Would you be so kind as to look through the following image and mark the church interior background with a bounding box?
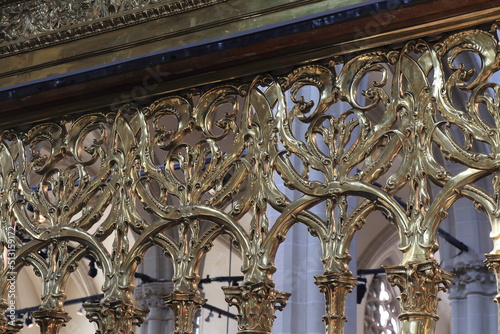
[1,0,500,333]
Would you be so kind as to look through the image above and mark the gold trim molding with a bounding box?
[0,0,229,57]
[0,0,373,87]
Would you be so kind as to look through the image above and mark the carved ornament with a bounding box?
[0,0,228,57]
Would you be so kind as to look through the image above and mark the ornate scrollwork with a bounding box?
[3,23,500,334]
[484,254,500,305]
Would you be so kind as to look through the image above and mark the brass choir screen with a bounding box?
[2,22,500,334]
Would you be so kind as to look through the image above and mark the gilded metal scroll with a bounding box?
[2,22,500,334]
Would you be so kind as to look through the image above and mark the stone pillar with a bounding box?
[385,261,453,334]
[222,282,290,334]
[32,309,71,334]
[447,260,496,334]
[449,297,464,334]
[134,282,175,334]
[164,292,205,334]
[314,273,356,334]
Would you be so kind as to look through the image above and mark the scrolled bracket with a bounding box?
[222,282,291,334]
[385,261,453,333]
[314,273,357,334]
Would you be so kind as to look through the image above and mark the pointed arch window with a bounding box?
[364,275,400,334]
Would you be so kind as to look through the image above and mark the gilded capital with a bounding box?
[222,282,290,334]
[163,291,206,334]
[385,261,453,333]
[32,309,71,334]
[484,254,500,303]
[84,300,148,334]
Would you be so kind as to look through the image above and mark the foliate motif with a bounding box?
[135,282,174,309]
[448,260,496,299]
[484,254,500,304]
[222,282,290,333]
[1,24,500,334]
[32,309,71,334]
[163,292,206,334]
[0,0,228,56]
[84,300,148,334]
[385,262,453,322]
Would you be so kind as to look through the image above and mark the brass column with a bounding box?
[32,309,71,334]
[484,253,500,332]
[164,292,206,334]
[314,273,357,334]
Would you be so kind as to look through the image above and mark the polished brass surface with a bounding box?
[164,292,206,334]
[2,20,500,334]
[84,300,148,333]
[3,1,500,125]
[315,274,357,334]
[385,262,452,333]
[32,310,71,334]
[0,0,227,50]
[223,283,290,334]
[484,254,500,331]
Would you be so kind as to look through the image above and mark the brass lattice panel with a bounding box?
[2,19,500,334]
